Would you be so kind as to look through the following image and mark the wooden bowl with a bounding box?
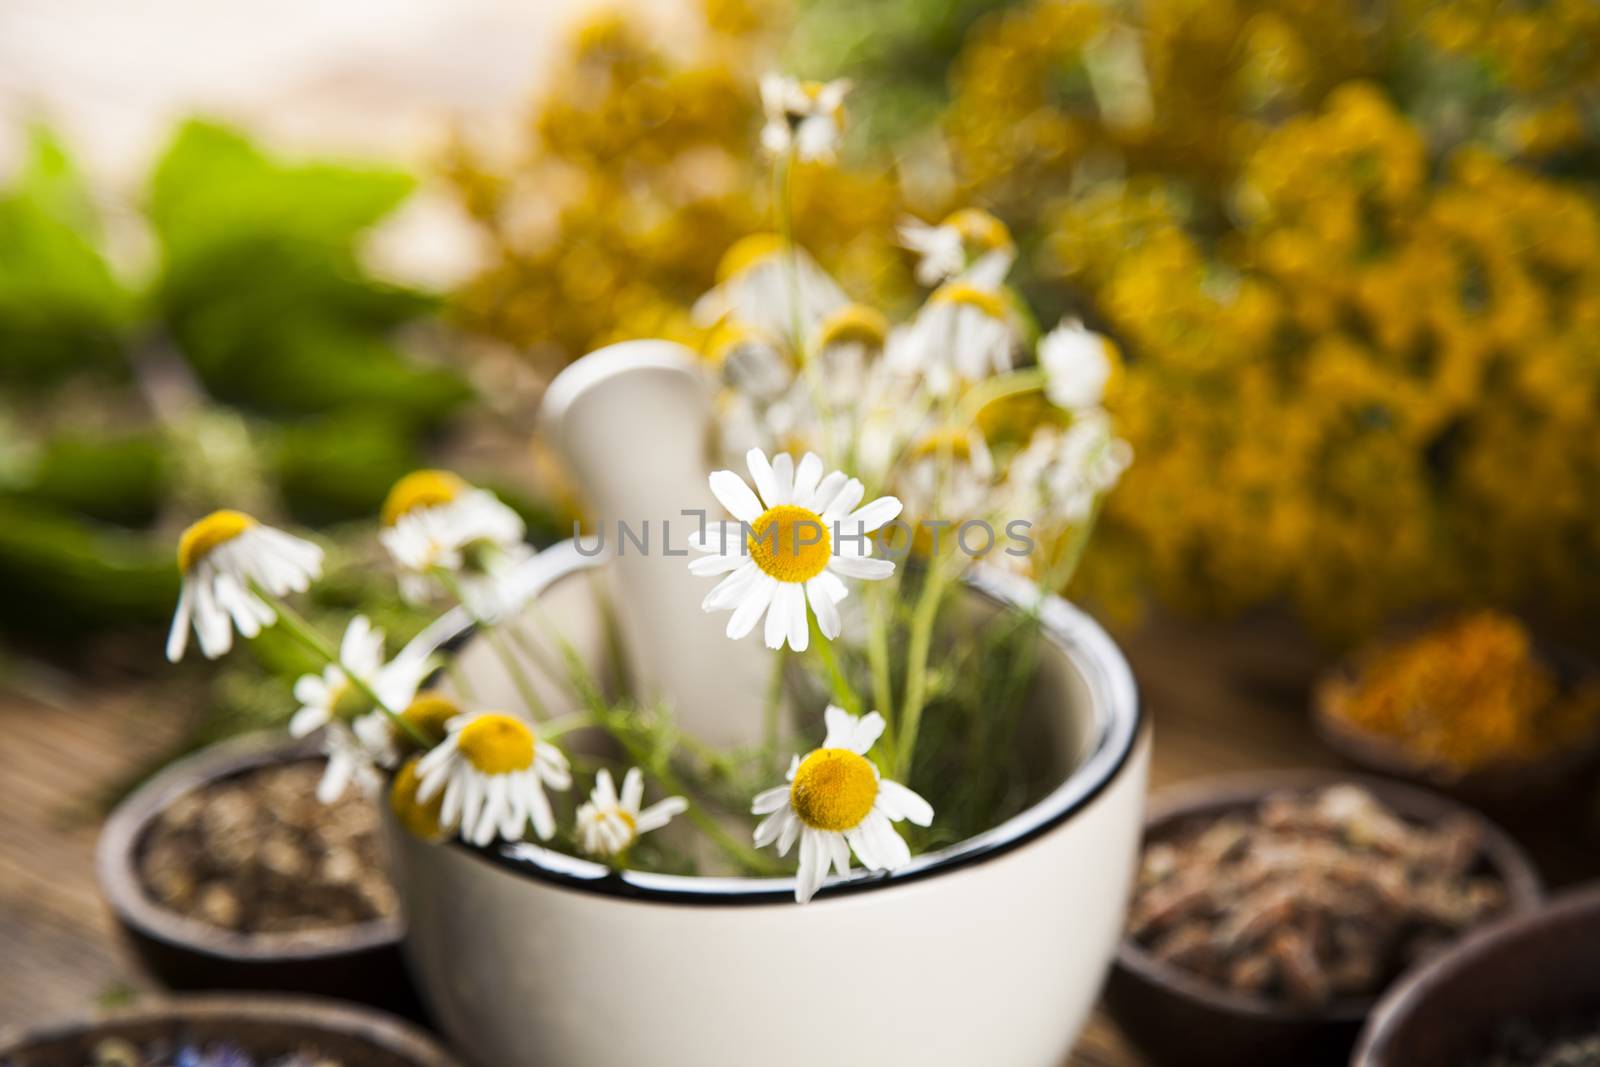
[1102,771,1543,1067]
[0,994,458,1066]
[1312,633,1600,813]
[96,734,421,1017]
[1354,883,1600,1066]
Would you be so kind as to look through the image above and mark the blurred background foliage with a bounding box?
[0,119,471,641]
[448,0,1600,640]
[3,0,1597,656]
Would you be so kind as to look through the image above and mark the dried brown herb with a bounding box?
[1128,785,1507,1008]
[138,761,396,935]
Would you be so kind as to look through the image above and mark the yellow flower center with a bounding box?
[329,679,374,722]
[456,713,535,775]
[715,233,786,284]
[787,81,844,126]
[401,692,461,747]
[705,320,780,367]
[789,748,878,832]
[382,470,466,527]
[176,510,257,573]
[390,756,448,842]
[910,428,977,463]
[931,282,1008,320]
[815,303,889,350]
[943,208,1013,254]
[748,505,832,583]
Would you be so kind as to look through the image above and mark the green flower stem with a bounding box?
[809,618,863,716]
[763,648,787,773]
[257,589,432,750]
[772,148,840,465]
[773,150,804,354]
[512,592,783,877]
[866,580,896,747]
[895,554,953,780]
[433,569,552,722]
[597,708,785,877]
[956,366,1048,426]
[538,712,591,741]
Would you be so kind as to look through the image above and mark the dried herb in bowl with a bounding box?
[1319,612,1600,776]
[137,762,396,935]
[1127,785,1508,1008]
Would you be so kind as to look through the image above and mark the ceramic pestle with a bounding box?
[537,340,771,747]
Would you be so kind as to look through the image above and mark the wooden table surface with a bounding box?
[1,613,1589,1062]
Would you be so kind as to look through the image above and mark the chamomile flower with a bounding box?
[389,754,451,843]
[888,281,1016,395]
[708,319,793,401]
[690,449,902,651]
[287,616,433,801]
[415,711,571,847]
[318,725,386,804]
[811,303,889,404]
[897,208,1016,287]
[1010,413,1133,524]
[752,706,934,904]
[575,768,688,859]
[759,74,850,162]
[692,234,848,341]
[898,425,996,527]
[1039,318,1121,412]
[379,470,532,620]
[166,510,324,662]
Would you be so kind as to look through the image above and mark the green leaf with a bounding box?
[148,120,415,262]
[0,126,132,387]
[274,413,426,525]
[0,499,177,635]
[146,120,467,428]
[13,431,169,527]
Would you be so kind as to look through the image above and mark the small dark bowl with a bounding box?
[0,994,458,1066]
[1312,631,1600,813]
[97,734,421,1017]
[1354,883,1600,1067]
[1103,771,1543,1067]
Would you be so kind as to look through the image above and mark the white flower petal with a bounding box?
[727,575,778,640]
[710,470,764,523]
[769,452,795,506]
[821,705,855,749]
[792,452,823,502]
[848,496,902,533]
[877,779,935,826]
[752,784,792,815]
[806,578,841,640]
[745,448,783,509]
[850,712,887,754]
[828,555,895,580]
[805,471,848,513]
[796,829,828,904]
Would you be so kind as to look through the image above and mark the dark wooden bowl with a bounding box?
[1354,883,1600,1067]
[0,994,458,1066]
[1312,633,1600,814]
[1103,771,1543,1067]
[96,734,422,1017]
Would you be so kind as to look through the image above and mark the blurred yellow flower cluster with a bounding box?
[448,0,1600,636]
[948,0,1600,634]
[444,0,912,372]
[1414,0,1600,155]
